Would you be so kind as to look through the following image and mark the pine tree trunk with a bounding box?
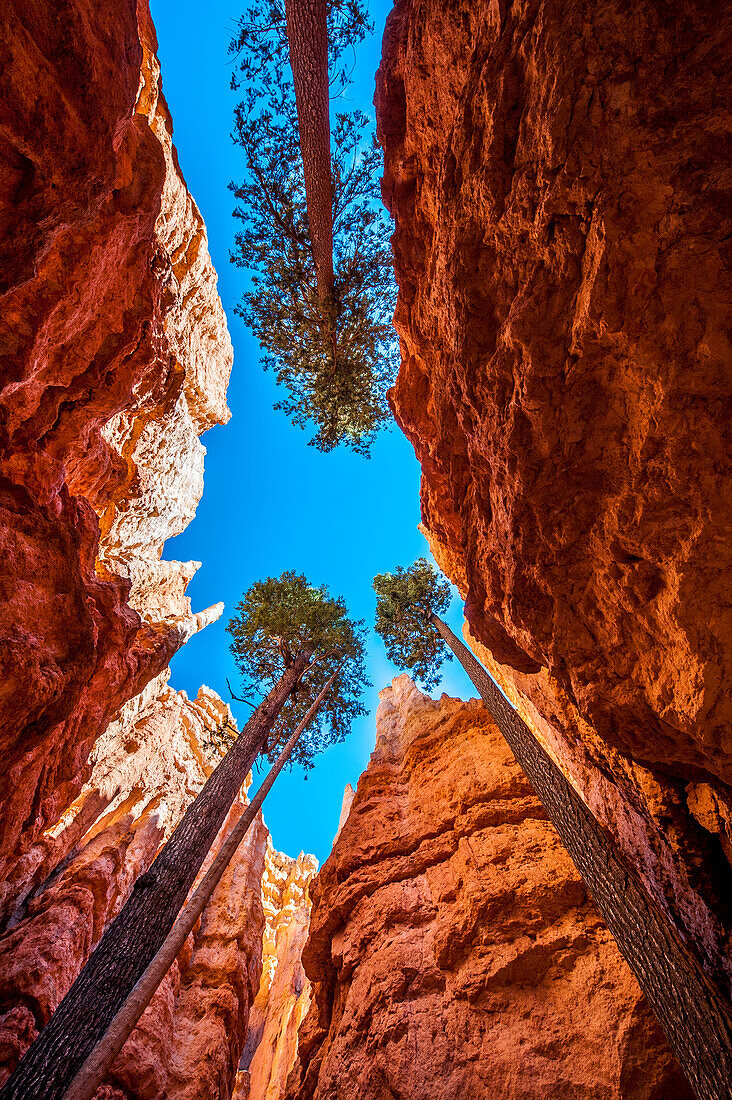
[0,656,309,1100]
[431,614,732,1100]
[62,662,342,1100]
[284,0,334,301]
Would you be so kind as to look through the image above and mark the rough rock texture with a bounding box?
[464,625,732,998]
[288,676,691,1100]
[0,0,232,888]
[377,0,732,992]
[234,845,318,1100]
[0,3,328,1097]
[0,686,267,1097]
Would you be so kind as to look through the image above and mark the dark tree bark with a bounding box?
[284,0,334,301]
[430,614,732,1100]
[0,656,310,1100]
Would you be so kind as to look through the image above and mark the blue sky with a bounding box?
[151,0,474,864]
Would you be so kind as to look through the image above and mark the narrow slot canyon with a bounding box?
[0,1,729,1098]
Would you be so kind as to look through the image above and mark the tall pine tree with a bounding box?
[283,0,334,301]
[230,1,397,455]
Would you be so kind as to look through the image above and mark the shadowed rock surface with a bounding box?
[377,0,732,996]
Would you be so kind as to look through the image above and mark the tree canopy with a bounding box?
[230,0,369,101]
[227,571,369,765]
[373,558,453,690]
[230,0,398,456]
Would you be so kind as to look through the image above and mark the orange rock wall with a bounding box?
[288,677,690,1099]
[377,0,732,991]
[0,0,232,890]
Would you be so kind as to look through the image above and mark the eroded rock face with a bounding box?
[234,845,318,1100]
[0,685,264,1094]
[287,677,690,1100]
[377,0,731,992]
[0,0,232,886]
[0,3,325,1096]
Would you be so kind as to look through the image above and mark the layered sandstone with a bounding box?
[288,677,690,1100]
[0,686,267,1096]
[234,845,318,1100]
[0,0,232,889]
[377,0,732,992]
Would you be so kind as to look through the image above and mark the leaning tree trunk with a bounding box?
[0,655,310,1100]
[284,0,334,302]
[62,663,343,1100]
[431,614,732,1100]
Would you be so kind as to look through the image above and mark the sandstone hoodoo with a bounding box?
[287,676,692,1100]
[234,846,318,1100]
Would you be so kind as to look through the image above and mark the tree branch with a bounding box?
[225,678,258,709]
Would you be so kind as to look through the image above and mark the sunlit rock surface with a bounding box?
[335,784,356,841]
[377,0,732,994]
[0,0,232,889]
[234,845,318,1100]
[286,676,690,1100]
[0,685,262,1090]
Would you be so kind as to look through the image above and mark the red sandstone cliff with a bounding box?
[0,0,232,892]
[287,676,690,1099]
[377,0,732,995]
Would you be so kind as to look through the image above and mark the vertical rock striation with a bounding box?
[234,845,318,1100]
[287,676,691,1100]
[0,0,232,889]
[377,0,732,994]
